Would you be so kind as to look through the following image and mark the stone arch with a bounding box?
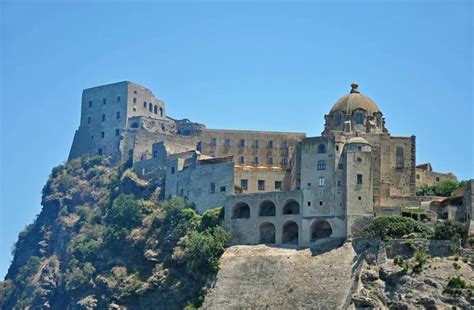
[310,219,332,242]
[259,222,276,244]
[232,202,250,219]
[148,102,153,112]
[159,107,163,116]
[259,200,276,216]
[282,221,299,244]
[154,105,158,114]
[282,199,300,215]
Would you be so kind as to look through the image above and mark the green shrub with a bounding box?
[364,215,432,240]
[199,207,224,231]
[66,262,96,291]
[104,194,144,230]
[447,276,466,289]
[15,256,41,287]
[433,220,465,241]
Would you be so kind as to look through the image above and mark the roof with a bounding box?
[329,83,381,116]
[198,156,234,165]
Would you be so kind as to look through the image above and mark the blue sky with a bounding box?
[1,0,472,279]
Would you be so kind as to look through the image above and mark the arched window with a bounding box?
[259,222,276,244]
[232,202,250,219]
[148,103,153,112]
[335,114,342,126]
[310,220,332,242]
[282,221,299,244]
[259,201,276,216]
[355,112,364,124]
[318,144,326,154]
[282,200,300,215]
[154,105,158,114]
[317,160,326,171]
[396,146,404,169]
[159,107,163,116]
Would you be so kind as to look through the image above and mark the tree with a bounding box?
[434,180,462,197]
[433,220,465,241]
[363,215,433,240]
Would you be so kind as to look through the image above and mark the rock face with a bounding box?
[203,243,359,309]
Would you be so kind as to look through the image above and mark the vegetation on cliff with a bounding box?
[416,179,466,197]
[0,156,230,309]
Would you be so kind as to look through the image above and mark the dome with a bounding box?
[347,137,371,145]
[329,83,381,116]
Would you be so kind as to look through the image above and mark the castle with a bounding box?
[69,81,466,246]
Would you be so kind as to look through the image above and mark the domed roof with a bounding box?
[347,137,371,145]
[330,83,381,116]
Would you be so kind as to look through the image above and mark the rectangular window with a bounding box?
[267,157,273,165]
[337,180,342,187]
[134,90,137,94]
[171,167,175,174]
[253,156,260,164]
[239,156,245,164]
[101,131,105,138]
[220,186,226,192]
[117,96,121,102]
[179,188,184,197]
[336,145,339,151]
[319,176,325,187]
[224,139,231,147]
[88,101,92,108]
[210,138,217,146]
[258,180,265,191]
[98,148,103,155]
[116,111,120,119]
[133,106,137,112]
[144,101,147,108]
[275,181,282,190]
[283,141,289,149]
[357,174,363,184]
[338,163,344,169]
[319,201,323,206]
[133,97,137,103]
[91,135,94,140]
[115,129,120,136]
[87,117,91,124]
[307,201,311,206]
[281,157,288,165]
[268,140,273,149]
[253,140,259,148]
[196,141,202,151]
[241,179,248,190]
[209,182,216,194]
[102,114,106,122]
[103,98,106,105]
[239,139,245,147]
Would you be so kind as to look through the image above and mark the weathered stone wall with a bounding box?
[234,167,290,193]
[416,167,457,187]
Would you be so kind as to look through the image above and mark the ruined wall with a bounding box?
[416,168,457,187]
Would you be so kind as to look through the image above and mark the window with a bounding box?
[318,143,326,154]
[319,177,325,187]
[239,139,245,147]
[196,141,202,151]
[148,103,153,112]
[317,160,326,170]
[179,188,184,197]
[91,135,94,140]
[319,201,323,206]
[268,140,273,149]
[115,129,120,136]
[171,167,175,174]
[258,180,265,191]
[253,156,260,164]
[355,112,364,124]
[275,181,282,190]
[116,111,120,119]
[133,97,137,104]
[153,151,158,158]
[253,140,259,148]
[337,180,342,187]
[357,157,362,163]
[159,107,163,116]
[241,179,248,190]
[307,201,311,206]
[210,138,217,146]
[101,131,105,138]
[102,114,106,122]
[88,101,92,108]
[357,174,363,184]
[143,101,147,108]
[209,182,216,194]
[283,141,289,149]
[436,177,440,182]
[307,183,312,187]
[338,163,344,169]
[267,157,273,165]
[103,98,106,105]
[239,156,245,164]
[131,122,139,128]
[154,105,158,114]
[220,186,226,192]
[335,114,342,126]
[133,106,137,112]
[98,148,103,155]
[133,90,137,94]
[87,117,91,124]
[336,145,339,151]
[224,139,231,147]
[117,96,121,102]
[396,147,404,169]
[358,196,362,200]
[281,157,288,165]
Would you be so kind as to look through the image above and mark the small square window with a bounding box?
[258,180,265,191]
[153,151,158,158]
[224,139,231,147]
[253,156,260,164]
[210,138,217,146]
[133,106,137,112]
[133,97,137,103]
[267,157,273,165]
[436,177,440,182]
[307,201,311,206]
[239,156,245,164]
[283,141,289,149]
[319,201,323,206]
[133,90,137,94]
[253,140,259,148]
[220,186,226,192]
[98,148,103,155]
[171,167,175,174]
[241,179,248,190]
[275,181,282,190]
[338,163,344,169]
[91,135,94,140]
[358,196,362,200]
[281,157,288,165]
[337,180,342,187]
[117,96,121,102]
[307,183,312,187]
